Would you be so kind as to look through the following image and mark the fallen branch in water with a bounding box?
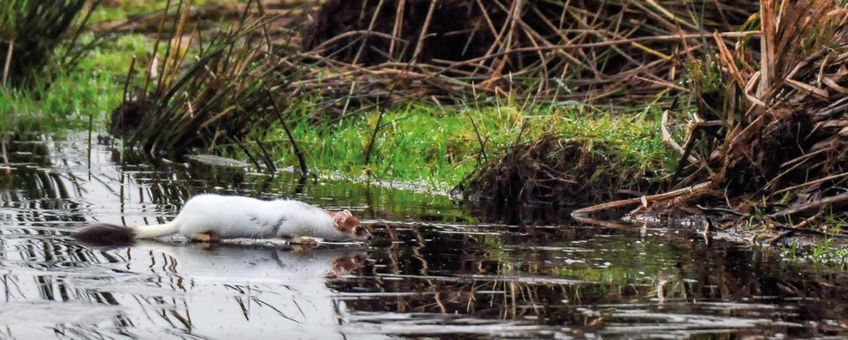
[767,192,848,219]
[571,181,713,216]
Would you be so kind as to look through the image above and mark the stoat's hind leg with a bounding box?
[190,231,221,243]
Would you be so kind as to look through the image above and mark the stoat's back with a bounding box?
[176,194,279,238]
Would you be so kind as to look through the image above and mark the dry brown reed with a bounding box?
[300,0,760,106]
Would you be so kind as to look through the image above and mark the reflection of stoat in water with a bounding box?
[134,241,368,279]
[75,194,371,246]
[126,242,368,337]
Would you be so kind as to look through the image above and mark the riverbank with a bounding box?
[2,0,847,258]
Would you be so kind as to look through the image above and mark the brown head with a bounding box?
[330,209,371,241]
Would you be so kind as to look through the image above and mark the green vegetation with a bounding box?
[0,34,150,130]
[257,103,675,190]
[1,0,676,192]
[0,0,94,88]
[0,0,150,130]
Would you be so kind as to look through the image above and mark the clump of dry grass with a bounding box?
[708,1,848,196]
[115,0,309,157]
[459,134,649,205]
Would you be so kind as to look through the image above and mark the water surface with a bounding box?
[0,132,846,339]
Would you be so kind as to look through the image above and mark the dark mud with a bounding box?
[0,132,846,338]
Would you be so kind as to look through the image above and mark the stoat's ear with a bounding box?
[333,210,354,232]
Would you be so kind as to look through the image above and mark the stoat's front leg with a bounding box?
[190,231,221,243]
[292,236,322,246]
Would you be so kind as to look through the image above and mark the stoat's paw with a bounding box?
[190,232,221,243]
[292,236,321,247]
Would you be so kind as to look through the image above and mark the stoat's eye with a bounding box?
[353,226,370,237]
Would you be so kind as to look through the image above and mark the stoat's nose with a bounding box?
[355,226,372,240]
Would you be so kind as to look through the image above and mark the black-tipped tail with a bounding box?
[74,223,136,247]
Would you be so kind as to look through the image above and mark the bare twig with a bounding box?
[774,171,848,195]
[142,0,172,101]
[660,110,698,164]
[353,0,385,65]
[572,181,713,215]
[266,90,308,175]
[364,99,387,167]
[121,56,136,110]
[2,39,13,87]
[232,136,262,171]
[411,0,439,63]
[465,108,488,163]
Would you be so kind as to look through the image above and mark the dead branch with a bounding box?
[572,181,713,216]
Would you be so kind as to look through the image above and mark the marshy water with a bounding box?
[0,132,846,339]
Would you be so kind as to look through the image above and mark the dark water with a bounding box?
[0,132,846,339]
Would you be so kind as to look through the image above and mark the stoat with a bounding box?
[74,194,371,245]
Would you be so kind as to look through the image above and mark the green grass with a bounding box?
[249,101,676,191]
[0,33,150,130]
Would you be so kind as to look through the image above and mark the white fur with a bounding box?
[134,194,354,241]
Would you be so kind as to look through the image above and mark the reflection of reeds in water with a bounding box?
[327,222,848,336]
[0,233,131,338]
[341,223,593,325]
[0,135,85,226]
